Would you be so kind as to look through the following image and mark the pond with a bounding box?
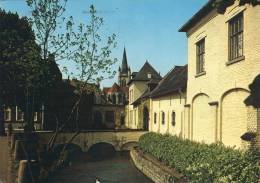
[47,152,153,183]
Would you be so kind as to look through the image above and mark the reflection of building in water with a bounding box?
[93,48,130,129]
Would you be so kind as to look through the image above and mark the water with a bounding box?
[47,152,153,183]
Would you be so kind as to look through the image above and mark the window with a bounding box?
[121,79,126,87]
[154,113,157,124]
[161,111,165,125]
[229,13,244,61]
[112,94,116,104]
[16,107,24,121]
[147,73,152,79]
[196,38,205,74]
[34,112,38,122]
[4,107,11,121]
[171,111,176,126]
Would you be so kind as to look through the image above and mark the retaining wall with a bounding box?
[130,148,187,183]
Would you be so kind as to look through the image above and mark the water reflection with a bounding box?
[48,152,152,183]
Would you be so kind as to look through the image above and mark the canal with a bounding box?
[47,152,152,183]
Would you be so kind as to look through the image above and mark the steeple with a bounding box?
[118,47,131,87]
[121,47,128,74]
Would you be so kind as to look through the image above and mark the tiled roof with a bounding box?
[150,65,187,98]
[128,61,161,85]
[103,83,121,93]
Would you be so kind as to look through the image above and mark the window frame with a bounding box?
[228,12,244,63]
[4,107,11,121]
[16,107,24,122]
[196,38,205,75]
[34,112,38,122]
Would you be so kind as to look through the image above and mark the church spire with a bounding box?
[121,47,128,74]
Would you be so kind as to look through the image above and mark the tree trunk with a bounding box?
[24,89,34,133]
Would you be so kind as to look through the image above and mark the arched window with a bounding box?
[121,79,126,87]
[154,113,157,124]
[161,111,165,125]
[171,111,176,126]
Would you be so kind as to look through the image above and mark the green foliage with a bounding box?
[139,133,260,183]
[0,9,42,103]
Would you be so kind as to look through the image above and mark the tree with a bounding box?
[0,10,42,134]
[0,9,61,134]
[26,0,73,61]
[26,0,75,130]
[26,0,117,131]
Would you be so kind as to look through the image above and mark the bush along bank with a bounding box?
[139,132,260,183]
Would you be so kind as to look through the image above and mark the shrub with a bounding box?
[139,132,260,183]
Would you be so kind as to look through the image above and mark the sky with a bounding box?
[0,0,207,87]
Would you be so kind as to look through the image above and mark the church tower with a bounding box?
[118,47,131,87]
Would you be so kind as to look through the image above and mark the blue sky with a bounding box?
[0,0,207,87]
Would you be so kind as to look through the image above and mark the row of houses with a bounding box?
[125,0,260,149]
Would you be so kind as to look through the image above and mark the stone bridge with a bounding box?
[37,130,148,152]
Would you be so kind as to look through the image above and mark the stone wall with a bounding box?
[130,148,186,183]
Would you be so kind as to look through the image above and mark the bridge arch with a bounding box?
[88,142,116,159]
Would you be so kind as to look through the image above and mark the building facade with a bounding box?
[126,61,162,129]
[4,106,42,130]
[179,0,260,148]
[149,66,187,136]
